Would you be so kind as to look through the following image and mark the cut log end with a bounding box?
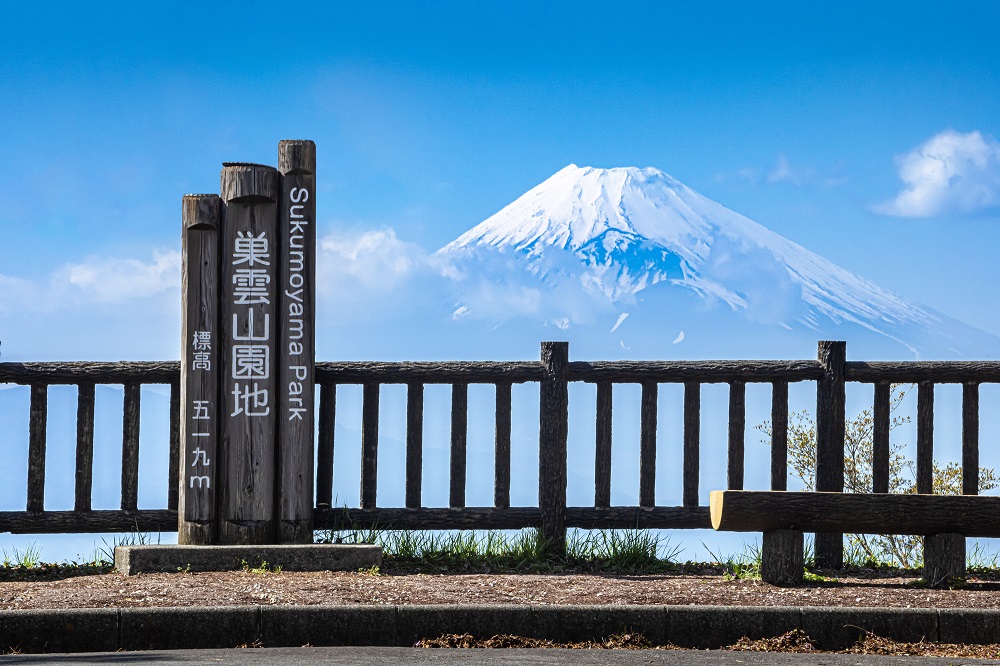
[709,490,724,530]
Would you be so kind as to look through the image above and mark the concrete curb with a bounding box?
[0,604,987,654]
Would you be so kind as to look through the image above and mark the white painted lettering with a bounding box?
[289,249,304,273]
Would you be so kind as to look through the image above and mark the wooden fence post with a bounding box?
[277,140,317,544]
[178,194,221,544]
[219,163,280,544]
[917,380,965,584]
[538,341,569,557]
[815,340,846,569]
[27,384,47,513]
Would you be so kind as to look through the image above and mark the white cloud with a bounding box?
[317,228,428,296]
[0,250,182,360]
[730,155,832,188]
[766,155,814,186]
[56,250,180,304]
[314,228,447,329]
[874,129,1000,217]
[0,250,180,314]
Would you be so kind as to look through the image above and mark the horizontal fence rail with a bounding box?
[3,345,1000,565]
[0,362,181,535]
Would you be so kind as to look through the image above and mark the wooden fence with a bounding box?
[1,340,995,564]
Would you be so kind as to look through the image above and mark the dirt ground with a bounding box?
[3,563,1000,611]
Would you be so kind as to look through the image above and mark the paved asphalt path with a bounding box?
[2,648,999,665]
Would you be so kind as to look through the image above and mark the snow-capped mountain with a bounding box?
[435,164,998,360]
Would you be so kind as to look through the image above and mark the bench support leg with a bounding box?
[761,529,803,586]
[923,533,965,588]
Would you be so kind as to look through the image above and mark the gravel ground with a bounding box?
[3,564,999,610]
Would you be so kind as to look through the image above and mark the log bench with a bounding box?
[709,490,1000,587]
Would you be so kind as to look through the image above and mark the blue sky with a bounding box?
[2,1,1000,560]
[2,1,999,358]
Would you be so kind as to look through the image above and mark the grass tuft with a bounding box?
[316,527,682,573]
[702,541,762,581]
[2,543,42,569]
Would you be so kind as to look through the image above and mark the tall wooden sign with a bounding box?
[178,194,220,545]
[219,163,280,544]
[277,140,317,543]
[179,143,317,546]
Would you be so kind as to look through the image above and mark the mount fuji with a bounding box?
[432,164,998,361]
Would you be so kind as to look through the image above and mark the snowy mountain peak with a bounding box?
[436,164,996,359]
[444,164,701,257]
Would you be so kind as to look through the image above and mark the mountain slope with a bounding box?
[436,165,997,360]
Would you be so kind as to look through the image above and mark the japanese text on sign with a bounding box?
[231,232,272,417]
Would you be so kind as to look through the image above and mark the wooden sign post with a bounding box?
[277,140,317,543]
[178,194,221,545]
[179,143,318,547]
[219,163,281,544]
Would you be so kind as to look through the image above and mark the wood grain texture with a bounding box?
[179,194,220,545]
[312,506,710,531]
[121,382,141,512]
[683,381,700,507]
[494,382,512,509]
[1,510,178,535]
[594,381,612,508]
[567,360,823,383]
[963,383,980,496]
[277,140,317,544]
[0,361,178,385]
[816,341,846,493]
[27,384,47,512]
[815,341,846,570]
[538,342,569,554]
[846,361,1000,383]
[219,165,279,545]
[405,382,424,509]
[727,381,745,491]
[167,379,180,512]
[770,381,788,491]
[923,533,966,587]
[315,361,542,385]
[761,529,804,586]
[449,382,468,508]
[711,490,1000,537]
[0,505,704,533]
[917,381,934,495]
[639,381,657,508]
[316,381,335,508]
[74,382,95,512]
[872,382,891,494]
[277,139,316,175]
[220,162,280,202]
[360,382,379,509]
[10,354,999,388]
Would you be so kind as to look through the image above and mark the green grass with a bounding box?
[315,527,683,573]
[95,528,161,566]
[2,543,42,569]
[702,542,762,580]
[4,529,998,579]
